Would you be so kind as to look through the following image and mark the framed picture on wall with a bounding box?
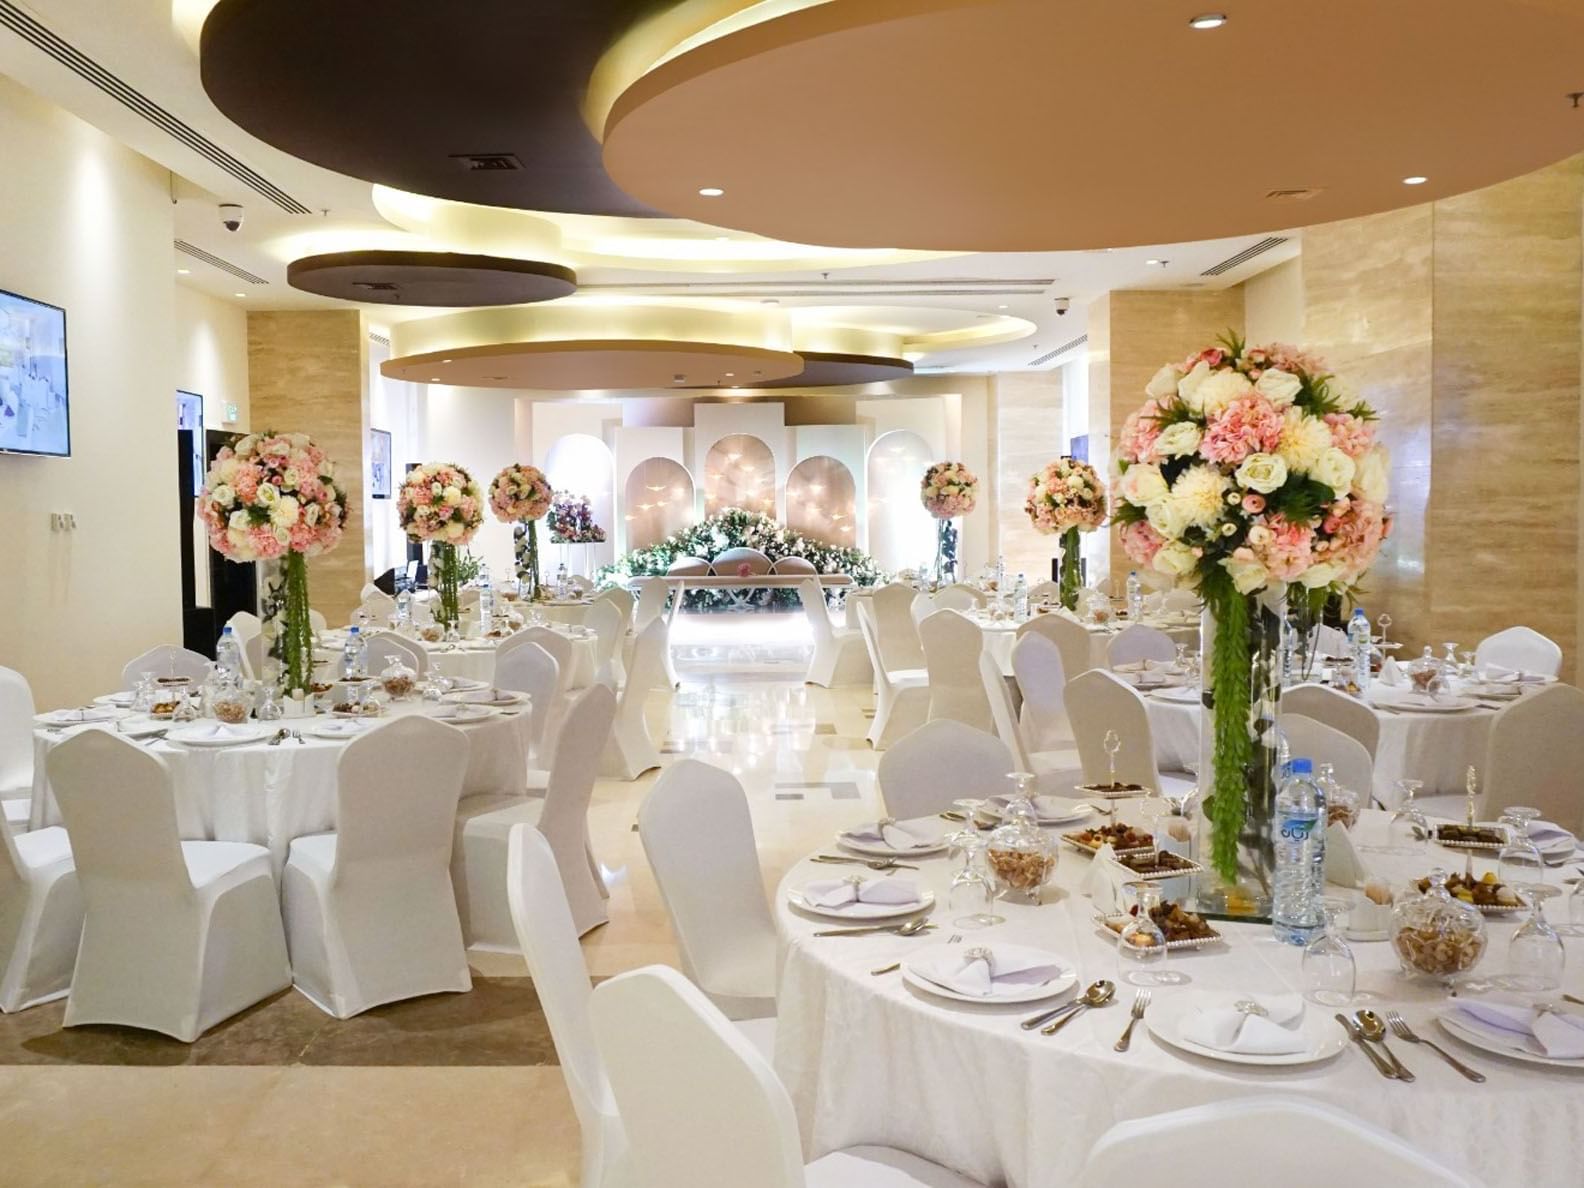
[370,428,392,499]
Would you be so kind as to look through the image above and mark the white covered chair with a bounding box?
[1107,623,1178,668]
[1310,623,1349,659]
[1474,625,1563,678]
[665,557,710,578]
[1016,613,1093,682]
[872,582,927,671]
[1027,579,1062,605]
[454,684,618,946]
[629,577,680,687]
[919,610,994,733]
[364,630,429,677]
[712,546,772,576]
[879,719,1013,819]
[309,608,329,635]
[584,598,625,688]
[770,556,816,576]
[856,600,929,751]
[1065,670,1194,797]
[1282,682,1380,760]
[1482,683,1584,833]
[1077,1096,1476,1188]
[798,578,870,688]
[567,575,595,596]
[604,619,667,780]
[0,809,81,1013]
[1161,589,1200,614]
[494,642,561,770]
[358,588,397,624]
[980,652,1081,790]
[1011,631,1071,754]
[120,644,210,691]
[284,715,471,1018]
[1281,713,1374,800]
[638,760,777,1020]
[49,731,288,1041]
[225,610,262,641]
[590,585,634,634]
[591,965,986,1188]
[0,666,35,834]
[933,584,981,612]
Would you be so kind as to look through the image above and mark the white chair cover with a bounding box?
[120,645,211,691]
[770,556,816,575]
[1027,580,1062,605]
[1106,624,1178,668]
[49,730,288,1040]
[1281,682,1380,760]
[284,715,471,1018]
[920,610,994,733]
[226,610,262,647]
[909,591,934,627]
[359,589,398,624]
[1065,670,1191,796]
[309,608,328,635]
[591,585,634,633]
[1474,625,1563,678]
[872,583,927,671]
[712,547,772,576]
[1483,683,1584,833]
[584,599,625,688]
[0,667,35,810]
[798,579,871,688]
[1011,631,1070,754]
[855,600,929,751]
[934,584,982,612]
[879,719,1013,818]
[494,642,561,768]
[1281,713,1374,799]
[979,652,1033,771]
[638,760,777,1019]
[604,619,666,780]
[1161,589,1200,613]
[243,632,267,686]
[666,557,710,577]
[0,769,81,1011]
[365,630,429,677]
[1016,614,1094,682]
[632,576,671,631]
[1310,623,1349,658]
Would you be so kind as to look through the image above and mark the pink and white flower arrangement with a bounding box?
[488,463,553,523]
[920,461,979,519]
[398,461,484,545]
[1025,457,1106,535]
[199,431,346,562]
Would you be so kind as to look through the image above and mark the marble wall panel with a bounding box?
[993,369,1064,583]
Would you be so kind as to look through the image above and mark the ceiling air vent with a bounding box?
[450,153,523,172]
[1200,236,1289,278]
[175,239,268,285]
[368,332,391,348]
[1028,334,1087,368]
[1265,188,1323,202]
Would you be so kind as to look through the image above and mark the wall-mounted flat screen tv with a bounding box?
[0,287,69,458]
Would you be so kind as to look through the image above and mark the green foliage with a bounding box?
[1201,565,1254,883]
[1265,475,1338,525]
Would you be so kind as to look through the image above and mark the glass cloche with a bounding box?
[379,655,417,700]
[1390,867,1487,986]
[985,771,1057,904]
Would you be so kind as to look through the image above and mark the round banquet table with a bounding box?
[319,625,600,690]
[30,698,532,871]
[772,811,1584,1188]
[976,609,1199,676]
[497,595,591,626]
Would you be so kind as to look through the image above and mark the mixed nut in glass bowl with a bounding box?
[985,773,1058,903]
[1390,868,1487,985]
[379,656,416,700]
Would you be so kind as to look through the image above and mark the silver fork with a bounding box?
[1114,990,1150,1052]
[1385,1010,1485,1082]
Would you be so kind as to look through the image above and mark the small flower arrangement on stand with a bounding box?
[920,462,979,584]
[397,462,484,634]
[489,463,554,600]
[1025,457,1106,610]
[547,491,607,577]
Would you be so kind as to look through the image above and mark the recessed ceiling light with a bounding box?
[430,376,441,382]
[760,298,779,305]
[698,186,725,197]
[997,304,1008,310]
[1403,175,1428,185]
[234,291,246,297]
[176,268,190,275]
[441,358,453,363]
[1189,13,1227,29]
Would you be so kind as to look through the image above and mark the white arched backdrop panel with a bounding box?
[867,430,936,572]
[543,433,616,574]
[703,433,775,519]
[786,455,857,547]
[624,457,695,549]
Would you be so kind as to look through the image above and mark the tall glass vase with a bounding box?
[514,519,541,600]
[260,552,315,695]
[432,540,461,631]
[1057,526,1082,612]
[933,517,958,585]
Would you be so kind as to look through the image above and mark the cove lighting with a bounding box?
[698,186,725,197]
[1146,259,1168,268]
[234,291,247,297]
[1403,175,1428,185]
[1189,13,1227,30]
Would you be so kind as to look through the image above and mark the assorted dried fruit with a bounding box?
[1065,823,1154,853]
[1413,871,1522,909]
[1433,824,1505,848]
[1106,900,1219,944]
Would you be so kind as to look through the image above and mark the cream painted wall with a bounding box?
[174,284,248,433]
[1244,257,1304,346]
[0,77,179,708]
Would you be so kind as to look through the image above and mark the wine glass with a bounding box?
[948,831,1003,929]
[1116,884,1187,986]
[1384,780,1428,854]
[947,797,988,851]
[1559,878,1584,939]
[1497,806,1546,893]
[1505,891,1566,995]
[1301,897,1357,1006]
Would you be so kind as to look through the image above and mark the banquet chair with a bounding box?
[1161,589,1200,614]
[243,632,266,686]
[1106,623,1177,668]
[797,578,871,688]
[1077,1096,1476,1188]
[454,684,618,946]
[1142,590,1165,615]
[309,608,328,635]
[567,575,595,596]
[508,626,579,765]
[856,600,929,750]
[0,785,81,1012]
[119,644,210,691]
[591,584,634,634]
[49,731,288,1041]
[1482,683,1584,833]
[638,760,777,1020]
[629,577,680,687]
[225,610,262,649]
[879,719,1014,818]
[713,546,773,576]
[1310,623,1349,659]
[770,555,816,576]
[603,618,667,781]
[493,641,561,771]
[1280,714,1374,800]
[284,715,471,1018]
[909,590,934,628]
[364,630,429,677]
[872,582,927,671]
[0,667,36,834]
[1474,625,1563,678]
[584,598,626,688]
[1016,613,1093,682]
[980,652,1082,790]
[591,965,986,1188]
[1065,670,1195,797]
[934,584,982,612]
[1281,683,1379,760]
[919,610,995,733]
[1027,579,1062,605]
[358,589,397,624]
[1011,632,1072,754]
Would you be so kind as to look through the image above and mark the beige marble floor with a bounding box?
[2,614,915,1187]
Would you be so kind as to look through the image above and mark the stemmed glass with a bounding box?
[1116,883,1187,986]
[1384,780,1428,854]
[1559,878,1584,939]
[947,829,1003,929]
[1497,807,1546,892]
[1505,893,1566,995]
[1301,897,1357,1005]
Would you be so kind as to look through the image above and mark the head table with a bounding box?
[772,810,1584,1188]
[319,621,599,689]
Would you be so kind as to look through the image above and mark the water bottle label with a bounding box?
[1278,815,1316,842]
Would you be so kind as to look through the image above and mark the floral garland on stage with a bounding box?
[398,462,483,630]
[920,461,979,582]
[1025,457,1106,610]
[547,491,607,544]
[198,431,346,694]
[1112,333,1391,883]
[490,464,553,599]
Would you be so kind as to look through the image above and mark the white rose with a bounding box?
[1311,447,1357,496]
[1352,444,1390,504]
[236,434,258,456]
[270,496,300,528]
[1299,562,1343,589]
[431,482,443,498]
[211,484,235,508]
[1254,368,1302,407]
[1247,525,1274,548]
[1235,452,1288,493]
[1194,369,1254,418]
[256,482,280,506]
[1276,407,1334,475]
[322,482,337,502]
[1119,463,1169,506]
[228,509,250,532]
[1176,360,1213,409]
[1066,474,1085,490]
[282,467,302,490]
[443,485,463,504]
[1145,364,1181,401]
[1154,421,1203,458]
[303,502,321,526]
[1146,498,1189,541]
[445,520,464,540]
[217,457,240,484]
[289,433,310,448]
[319,459,335,478]
[227,527,248,552]
[1223,553,1270,595]
[273,525,291,545]
[1152,541,1198,577]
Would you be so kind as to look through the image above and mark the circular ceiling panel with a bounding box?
[383,341,803,391]
[200,0,666,216]
[711,351,913,390]
[603,0,1584,251]
[287,251,576,306]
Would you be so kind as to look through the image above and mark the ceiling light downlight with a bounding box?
[698,187,724,197]
[1188,13,1227,30]
[1403,175,1428,185]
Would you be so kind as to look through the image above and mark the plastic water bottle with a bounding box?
[1272,757,1326,945]
[342,625,368,679]
[1012,573,1029,619]
[1125,570,1143,619]
[215,626,243,679]
[478,562,494,625]
[555,560,568,599]
[1347,607,1372,691]
[395,582,412,628]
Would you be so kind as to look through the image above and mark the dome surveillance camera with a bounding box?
[1054,296,1070,316]
[219,203,244,232]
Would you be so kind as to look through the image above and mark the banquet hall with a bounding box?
[3,2,1584,1185]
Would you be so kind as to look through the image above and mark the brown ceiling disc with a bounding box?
[381,340,804,392]
[287,251,577,306]
[688,351,914,389]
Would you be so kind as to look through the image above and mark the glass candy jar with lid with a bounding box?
[379,655,416,700]
[1390,867,1487,987]
[1406,646,1447,697]
[210,671,251,724]
[985,771,1057,904]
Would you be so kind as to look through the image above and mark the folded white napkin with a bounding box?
[1480,664,1546,684]
[1453,1001,1584,1059]
[844,818,940,850]
[1081,843,1132,912]
[182,721,253,741]
[1323,821,1369,889]
[801,876,923,910]
[1180,993,1307,1054]
[911,944,1064,998]
[1378,657,1405,687]
[1526,820,1577,855]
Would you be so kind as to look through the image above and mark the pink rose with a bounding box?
[1241,493,1265,514]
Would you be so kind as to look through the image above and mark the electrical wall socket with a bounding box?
[49,512,77,532]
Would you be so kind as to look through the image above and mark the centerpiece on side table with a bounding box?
[490,463,554,600]
[1112,334,1391,902]
[547,490,607,577]
[397,462,484,634]
[1025,456,1107,610]
[920,461,979,584]
[198,431,347,696]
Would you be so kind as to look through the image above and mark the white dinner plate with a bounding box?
[445,689,529,709]
[427,703,498,725]
[36,706,124,726]
[1150,686,1201,705]
[302,718,375,740]
[1145,992,1348,1066]
[902,943,1077,1005]
[93,691,136,708]
[786,888,935,921]
[1437,1010,1584,1069]
[444,677,490,692]
[1370,690,1479,713]
[836,830,949,858]
[112,716,169,739]
[165,723,275,748]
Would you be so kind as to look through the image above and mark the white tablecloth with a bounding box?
[321,626,600,690]
[977,610,1199,676]
[773,813,1584,1188]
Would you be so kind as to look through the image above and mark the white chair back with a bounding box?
[872,583,926,671]
[540,685,618,917]
[309,608,328,635]
[797,578,835,647]
[879,718,1013,818]
[359,589,397,624]
[243,633,266,684]
[1017,613,1093,682]
[979,651,1033,770]
[935,584,982,612]
[590,585,634,632]
[1310,623,1349,658]
[584,600,623,679]
[624,618,670,697]
[515,627,575,693]
[1066,669,1167,791]
[1282,683,1380,759]
[364,630,428,677]
[633,577,671,631]
[1483,683,1584,833]
[333,716,467,875]
[493,642,561,765]
[909,591,934,627]
[1161,589,1200,613]
[0,666,35,795]
[1107,624,1177,668]
[591,965,804,1188]
[712,547,772,576]
[1474,625,1563,678]
[1027,580,1062,605]
[120,645,210,691]
[1011,631,1068,753]
[919,610,993,732]
[769,556,815,576]
[1281,713,1374,799]
[1078,1095,1477,1188]
[226,611,262,642]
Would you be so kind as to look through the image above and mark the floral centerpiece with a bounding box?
[920,461,979,583]
[1025,457,1106,610]
[198,431,346,694]
[1112,334,1391,888]
[546,491,607,544]
[398,462,483,631]
[490,463,553,600]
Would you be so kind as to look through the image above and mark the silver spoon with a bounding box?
[1022,979,1114,1031]
[1356,1009,1415,1081]
[1042,980,1117,1035]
